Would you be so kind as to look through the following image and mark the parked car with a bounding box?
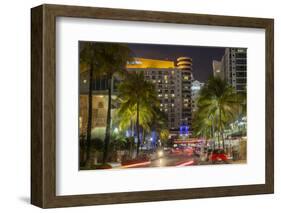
[210,149,228,163]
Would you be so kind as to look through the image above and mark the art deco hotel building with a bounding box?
[126,56,193,131]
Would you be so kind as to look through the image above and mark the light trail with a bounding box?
[176,160,194,167]
[122,161,151,168]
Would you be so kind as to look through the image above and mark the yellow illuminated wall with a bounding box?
[126,57,175,69]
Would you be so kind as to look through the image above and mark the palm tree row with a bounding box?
[79,42,132,165]
[193,77,246,149]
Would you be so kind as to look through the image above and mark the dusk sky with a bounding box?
[127,43,226,82]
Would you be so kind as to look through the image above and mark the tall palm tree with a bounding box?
[79,42,132,165]
[98,44,132,164]
[79,42,104,165]
[196,77,245,148]
[117,72,159,156]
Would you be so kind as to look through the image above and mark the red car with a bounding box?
[210,149,228,163]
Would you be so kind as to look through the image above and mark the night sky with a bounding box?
[126,43,226,83]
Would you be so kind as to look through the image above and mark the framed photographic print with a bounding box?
[31,4,274,208]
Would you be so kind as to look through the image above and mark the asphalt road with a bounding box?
[128,153,199,168]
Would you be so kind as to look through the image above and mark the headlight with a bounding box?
[158,150,164,157]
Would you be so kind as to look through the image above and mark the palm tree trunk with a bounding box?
[217,132,220,149]
[219,107,225,149]
[136,102,141,157]
[211,122,215,150]
[142,128,146,145]
[221,132,225,149]
[103,75,112,164]
[85,63,94,165]
[129,119,133,158]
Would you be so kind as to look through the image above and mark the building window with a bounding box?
[236,59,247,64]
[236,78,247,84]
[236,72,247,77]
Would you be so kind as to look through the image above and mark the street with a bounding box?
[119,152,200,169]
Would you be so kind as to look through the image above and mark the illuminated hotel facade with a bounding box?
[127,57,193,130]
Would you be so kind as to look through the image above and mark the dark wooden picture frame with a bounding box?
[31,4,274,208]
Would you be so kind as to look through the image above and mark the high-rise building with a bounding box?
[127,57,193,130]
[217,48,247,92]
[176,57,193,128]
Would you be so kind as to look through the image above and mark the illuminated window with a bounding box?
[171,94,175,97]
[164,94,168,97]
[83,79,87,84]
[158,94,163,97]
[171,71,175,75]
[183,76,189,80]
[164,75,168,80]
[165,80,168,84]
[79,116,82,129]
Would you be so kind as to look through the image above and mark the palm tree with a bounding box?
[117,72,159,156]
[195,77,245,148]
[114,102,154,158]
[192,113,214,140]
[160,129,170,147]
[79,42,132,165]
[98,44,132,164]
[79,42,104,165]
